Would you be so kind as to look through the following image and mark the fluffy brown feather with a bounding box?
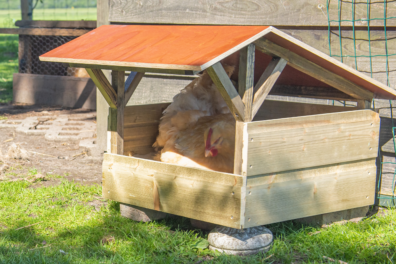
[160,114,235,173]
[153,64,236,173]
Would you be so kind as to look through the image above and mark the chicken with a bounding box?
[152,64,236,173]
[153,65,235,150]
[160,114,235,173]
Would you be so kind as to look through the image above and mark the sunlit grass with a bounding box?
[0,34,18,104]
[0,178,395,263]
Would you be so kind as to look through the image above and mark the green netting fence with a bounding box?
[326,0,396,206]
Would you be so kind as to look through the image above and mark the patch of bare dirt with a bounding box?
[0,104,101,186]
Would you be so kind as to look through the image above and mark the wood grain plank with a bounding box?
[108,0,396,27]
[255,38,374,100]
[102,154,244,228]
[247,110,380,175]
[86,68,116,108]
[269,85,354,101]
[15,20,96,28]
[252,57,287,118]
[114,70,125,155]
[238,44,255,121]
[207,62,245,121]
[244,159,376,227]
[0,27,90,36]
[254,100,358,121]
[124,72,144,107]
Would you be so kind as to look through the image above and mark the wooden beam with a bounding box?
[15,20,97,29]
[254,38,374,100]
[207,62,245,121]
[21,0,32,20]
[0,28,90,36]
[252,57,287,118]
[269,85,355,101]
[113,70,125,155]
[86,68,116,109]
[357,100,371,109]
[124,72,145,107]
[238,44,255,122]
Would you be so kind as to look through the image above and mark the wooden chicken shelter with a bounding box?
[40,25,396,229]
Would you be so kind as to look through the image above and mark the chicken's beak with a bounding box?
[205,149,212,157]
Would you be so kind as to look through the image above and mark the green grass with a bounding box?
[0,8,97,28]
[0,34,18,104]
[0,179,396,263]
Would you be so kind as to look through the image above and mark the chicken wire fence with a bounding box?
[19,35,80,76]
[326,0,396,205]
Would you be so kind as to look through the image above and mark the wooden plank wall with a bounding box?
[247,110,380,176]
[245,159,377,227]
[102,153,244,228]
[123,103,169,155]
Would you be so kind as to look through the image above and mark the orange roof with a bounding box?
[40,25,396,100]
[40,25,270,71]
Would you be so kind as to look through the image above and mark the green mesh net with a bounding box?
[326,0,396,205]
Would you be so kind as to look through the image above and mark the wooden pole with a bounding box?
[21,0,33,20]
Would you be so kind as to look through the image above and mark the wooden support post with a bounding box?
[110,70,125,155]
[86,68,117,109]
[252,57,287,118]
[207,62,245,121]
[254,38,374,100]
[357,100,372,109]
[21,0,33,20]
[238,44,255,122]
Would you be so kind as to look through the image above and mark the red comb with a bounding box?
[206,128,213,150]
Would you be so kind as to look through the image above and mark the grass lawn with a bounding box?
[0,8,97,27]
[0,174,395,263]
[0,34,18,104]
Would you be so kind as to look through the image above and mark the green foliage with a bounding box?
[0,0,96,10]
[0,34,18,104]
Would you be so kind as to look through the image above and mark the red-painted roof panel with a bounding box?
[40,25,269,70]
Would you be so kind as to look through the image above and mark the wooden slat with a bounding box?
[254,100,358,121]
[255,38,374,100]
[252,57,287,118]
[124,72,144,107]
[269,85,354,101]
[102,154,244,228]
[15,20,97,28]
[114,70,125,155]
[244,159,376,228]
[238,44,255,122]
[86,68,116,109]
[108,0,396,27]
[0,27,90,36]
[123,103,169,155]
[357,100,371,109]
[247,110,380,175]
[207,62,245,121]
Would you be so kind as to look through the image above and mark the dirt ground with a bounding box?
[0,104,102,187]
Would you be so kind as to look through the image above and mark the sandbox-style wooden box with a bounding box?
[101,102,379,229]
[40,25,396,229]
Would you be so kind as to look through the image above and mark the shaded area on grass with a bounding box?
[0,180,395,263]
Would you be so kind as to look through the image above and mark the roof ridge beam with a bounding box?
[254,38,374,100]
[207,62,245,122]
[252,57,287,119]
